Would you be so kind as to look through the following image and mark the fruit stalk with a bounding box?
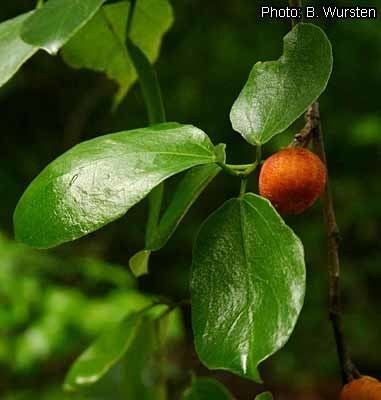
[308,103,359,383]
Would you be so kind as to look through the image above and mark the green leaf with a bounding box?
[14,123,218,249]
[129,249,151,277]
[21,0,106,55]
[64,312,143,391]
[0,12,38,88]
[147,163,221,251]
[130,0,173,62]
[182,378,233,400]
[62,0,173,104]
[255,392,274,400]
[230,23,332,145]
[121,317,168,399]
[191,193,305,381]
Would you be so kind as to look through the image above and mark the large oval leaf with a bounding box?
[182,377,233,400]
[0,12,38,88]
[191,193,305,381]
[21,0,106,55]
[14,124,219,249]
[230,23,332,145]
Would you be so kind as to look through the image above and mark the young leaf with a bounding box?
[14,124,219,249]
[64,312,143,391]
[0,12,38,88]
[230,23,333,145]
[21,0,106,55]
[129,249,151,277]
[182,377,233,400]
[147,163,222,251]
[191,193,305,381]
[255,392,274,400]
[62,0,173,104]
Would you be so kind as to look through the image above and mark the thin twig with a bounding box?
[289,0,302,26]
[305,103,360,384]
[289,106,317,148]
[287,0,358,383]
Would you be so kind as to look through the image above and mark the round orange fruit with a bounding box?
[259,147,326,214]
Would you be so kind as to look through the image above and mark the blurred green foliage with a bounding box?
[0,0,380,398]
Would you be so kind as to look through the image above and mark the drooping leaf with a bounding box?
[230,23,332,145]
[0,12,38,89]
[122,308,184,399]
[14,123,220,249]
[121,318,168,399]
[191,193,305,381]
[182,377,233,400]
[21,0,106,55]
[64,312,143,391]
[129,0,173,61]
[62,0,173,103]
[255,392,274,400]
[129,249,151,277]
[147,163,221,251]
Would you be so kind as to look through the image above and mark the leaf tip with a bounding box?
[129,250,151,277]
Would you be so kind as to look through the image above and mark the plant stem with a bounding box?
[36,0,44,8]
[306,103,360,384]
[239,178,247,197]
[288,0,302,26]
[286,0,358,384]
[125,1,167,241]
[219,145,262,177]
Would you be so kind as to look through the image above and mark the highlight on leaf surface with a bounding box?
[191,193,305,381]
[230,23,333,145]
[14,123,219,249]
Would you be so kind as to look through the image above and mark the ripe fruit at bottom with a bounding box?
[259,147,326,214]
[340,376,381,399]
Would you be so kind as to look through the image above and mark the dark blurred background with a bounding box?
[0,0,380,399]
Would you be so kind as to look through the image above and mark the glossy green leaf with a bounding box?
[182,378,232,400]
[147,163,221,251]
[62,0,173,103]
[255,392,274,400]
[0,12,38,88]
[129,249,151,277]
[230,23,332,145]
[64,312,143,390]
[191,193,305,381]
[21,0,106,55]
[14,123,219,249]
